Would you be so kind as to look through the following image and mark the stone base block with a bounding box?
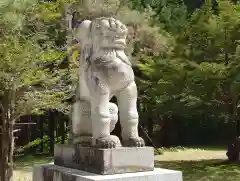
[54,144,154,175]
[33,164,183,181]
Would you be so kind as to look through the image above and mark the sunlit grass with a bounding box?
[156,159,240,181]
[14,154,53,171]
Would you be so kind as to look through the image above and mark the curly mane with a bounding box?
[79,17,131,70]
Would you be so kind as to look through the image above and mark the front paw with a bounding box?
[95,135,122,148]
[123,137,145,147]
[73,135,93,146]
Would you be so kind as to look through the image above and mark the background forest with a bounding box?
[1,0,240,159]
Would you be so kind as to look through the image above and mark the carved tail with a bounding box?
[68,82,81,144]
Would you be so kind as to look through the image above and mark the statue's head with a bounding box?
[90,17,128,49]
[73,17,128,51]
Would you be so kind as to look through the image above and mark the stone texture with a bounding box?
[54,144,154,175]
[33,164,183,181]
[69,16,145,148]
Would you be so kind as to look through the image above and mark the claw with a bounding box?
[95,135,122,148]
[122,137,145,147]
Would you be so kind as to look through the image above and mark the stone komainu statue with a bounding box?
[71,17,145,148]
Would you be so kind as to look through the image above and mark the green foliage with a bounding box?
[0,0,76,118]
[128,0,188,34]
[19,135,67,153]
[136,0,240,145]
[175,1,240,64]
[2,0,240,150]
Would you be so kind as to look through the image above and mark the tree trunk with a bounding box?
[60,116,66,144]
[0,103,6,181]
[0,134,9,181]
[158,116,168,147]
[147,117,153,145]
[0,101,14,181]
[39,115,44,153]
[7,120,14,181]
[49,110,55,155]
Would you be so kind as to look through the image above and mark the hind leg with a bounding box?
[72,100,92,135]
[72,100,93,145]
[71,76,93,144]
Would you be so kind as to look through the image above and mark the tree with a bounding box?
[0,1,72,180]
[129,0,188,34]
[136,0,240,146]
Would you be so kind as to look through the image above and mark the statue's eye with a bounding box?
[96,24,101,29]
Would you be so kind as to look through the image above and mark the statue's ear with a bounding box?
[73,20,92,43]
[72,11,83,29]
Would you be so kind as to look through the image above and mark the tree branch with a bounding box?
[13,129,21,133]
[11,114,24,123]
[115,0,125,16]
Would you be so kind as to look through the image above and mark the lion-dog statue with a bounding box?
[71,17,145,148]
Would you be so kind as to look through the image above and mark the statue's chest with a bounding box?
[88,56,134,86]
[93,57,119,73]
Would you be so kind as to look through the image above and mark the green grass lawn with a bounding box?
[154,147,240,181]
[14,154,53,170]
[13,154,53,181]
[156,160,240,181]
[13,147,240,181]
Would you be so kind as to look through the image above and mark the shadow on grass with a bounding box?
[155,159,240,181]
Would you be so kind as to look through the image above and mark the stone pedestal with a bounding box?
[54,144,154,175]
[32,144,183,181]
[33,164,183,181]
